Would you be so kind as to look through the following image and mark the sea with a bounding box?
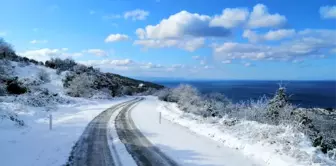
[154,80,336,109]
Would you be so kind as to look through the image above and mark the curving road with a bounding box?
[115,98,179,166]
[65,98,178,166]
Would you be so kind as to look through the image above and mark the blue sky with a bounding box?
[0,0,335,80]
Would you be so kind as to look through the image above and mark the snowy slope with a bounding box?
[130,96,265,166]
[0,61,137,166]
[11,62,65,94]
[153,96,336,166]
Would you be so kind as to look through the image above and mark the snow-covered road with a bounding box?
[130,97,263,166]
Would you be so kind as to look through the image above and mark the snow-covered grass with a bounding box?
[156,97,336,166]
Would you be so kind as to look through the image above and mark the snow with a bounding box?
[0,97,134,166]
[152,96,336,166]
[130,96,264,166]
[11,62,65,94]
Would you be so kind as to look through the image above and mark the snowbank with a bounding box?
[156,96,336,166]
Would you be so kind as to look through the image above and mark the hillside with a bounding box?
[0,39,163,98]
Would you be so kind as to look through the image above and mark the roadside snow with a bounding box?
[0,97,134,166]
[154,96,336,166]
[131,96,264,166]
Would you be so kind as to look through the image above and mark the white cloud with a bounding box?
[84,49,107,56]
[210,8,249,28]
[124,9,149,21]
[83,59,133,66]
[141,62,163,69]
[200,59,206,65]
[134,38,204,52]
[105,34,129,42]
[19,48,82,62]
[292,59,304,64]
[213,29,336,61]
[134,10,233,51]
[135,28,146,39]
[247,4,286,28]
[243,29,295,43]
[103,14,121,20]
[244,62,252,67]
[172,64,185,68]
[331,48,336,53]
[204,65,213,69]
[264,29,295,40]
[30,40,48,44]
[320,6,336,19]
[222,60,232,64]
[136,11,230,39]
[192,55,200,60]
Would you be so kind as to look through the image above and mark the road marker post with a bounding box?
[49,114,52,130]
[159,112,161,124]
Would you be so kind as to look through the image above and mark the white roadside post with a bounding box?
[49,113,52,130]
[159,112,161,124]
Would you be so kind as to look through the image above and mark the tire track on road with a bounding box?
[65,98,139,166]
[115,98,179,166]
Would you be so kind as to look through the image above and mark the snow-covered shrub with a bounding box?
[14,89,68,107]
[45,58,77,71]
[0,38,15,55]
[0,59,13,80]
[66,73,96,98]
[0,84,6,96]
[119,86,133,95]
[156,88,173,101]
[37,69,50,83]
[201,93,231,117]
[6,77,28,95]
[20,77,43,87]
[0,107,25,127]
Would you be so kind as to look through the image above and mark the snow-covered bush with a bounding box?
[45,58,77,71]
[0,107,25,126]
[37,69,50,83]
[6,77,28,95]
[0,84,6,96]
[0,59,13,80]
[156,85,231,116]
[66,73,96,98]
[14,89,69,107]
[201,93,231,117]
[0,38,15,55]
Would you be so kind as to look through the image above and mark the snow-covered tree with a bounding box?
[266,86,289,123]
[66,73,96,98]
[37,69,50,83]
[0,38,14,55]
[201,93,231,117]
